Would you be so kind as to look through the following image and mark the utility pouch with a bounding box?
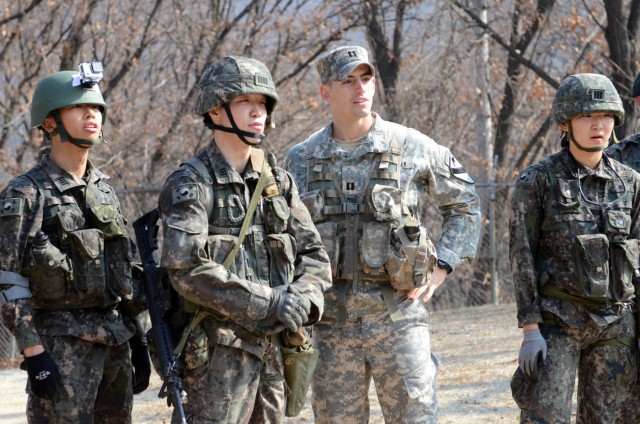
[575,233,609,300]
[299,189,325,223]
[361,221,390,276]
[67,228,107,299]
[89,204,126,239]
[264,195,290,234]
[180,321,209,371]
[265,233,296,288]
[609,239,640,302]
[281,337,320,417]
[26,243,72,300]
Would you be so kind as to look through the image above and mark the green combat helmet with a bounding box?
[552,73,624,152]
[193,56,279,146]
[31,62,108,147]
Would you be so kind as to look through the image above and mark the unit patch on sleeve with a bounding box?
[449,155,474,184]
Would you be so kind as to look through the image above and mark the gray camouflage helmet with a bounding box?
[552,73,624,126]
[193,56,278,117]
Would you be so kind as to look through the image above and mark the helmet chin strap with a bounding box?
[566,122,609,153]
[213,104,265,146]
[50,110,104,147]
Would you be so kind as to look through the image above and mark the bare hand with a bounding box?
[407,266,448,303]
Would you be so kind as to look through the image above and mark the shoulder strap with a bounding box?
[185,156,214,220]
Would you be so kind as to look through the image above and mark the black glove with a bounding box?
[268,286,311,332]
[129,335,151,394]
[25,350,64,401]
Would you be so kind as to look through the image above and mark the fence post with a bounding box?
[490,155,498,305]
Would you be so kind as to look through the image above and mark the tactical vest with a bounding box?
[23,165,133,310]
[185,148,294,290]
[299,122,435,292]
[536,156,640,304]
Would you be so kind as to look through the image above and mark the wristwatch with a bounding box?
[436,259,452,274]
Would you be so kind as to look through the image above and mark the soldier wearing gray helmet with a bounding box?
[510,73,640,423]
[0,64,150,422]
[605,71,640,424]
[157,56,331,423]
[284,45,481,423]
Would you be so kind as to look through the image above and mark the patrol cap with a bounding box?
[632,71,640,97]
[316,46,375,84]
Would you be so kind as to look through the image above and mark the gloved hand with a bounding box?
[129,334,151,394]
[25,350,64,400]
[267,286,311,333]
[518,328,547,378]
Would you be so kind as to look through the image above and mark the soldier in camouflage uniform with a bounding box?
[0,66,150,422]
[158,56,331,423]
[283,46,481,423]
[510,73,640,423]
[605,71,640,424]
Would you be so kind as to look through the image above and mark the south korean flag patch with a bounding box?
[449,155,474,184]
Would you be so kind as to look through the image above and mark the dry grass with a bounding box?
[0,303,522,423]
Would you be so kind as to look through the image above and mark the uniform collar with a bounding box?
[39,155,105,192]
[564,148,613,181]
[313,112,390,159]
[205,142,263,184]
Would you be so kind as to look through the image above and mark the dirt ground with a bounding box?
[0,303,524,423]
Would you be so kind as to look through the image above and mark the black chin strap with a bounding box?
[213,104,265,146]
[50,110,104,147]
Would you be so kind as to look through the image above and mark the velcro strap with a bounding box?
[0,285,32,305]
[0,270,29,287]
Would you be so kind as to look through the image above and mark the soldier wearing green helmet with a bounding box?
[156,56,331,422]
[0,64,151,423]
[509,73,640,423]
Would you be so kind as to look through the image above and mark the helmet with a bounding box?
[552,73,624,126]
[30,70,107,128]
[193,56,278,117]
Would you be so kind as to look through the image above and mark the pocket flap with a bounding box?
[576,234,609,266]
[267,233,297,264]
[370,185,402,220]
[67,229,104,259]
[607,210,630,230]
[270,196,291,221]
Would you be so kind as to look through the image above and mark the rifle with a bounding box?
[133,208,187,424]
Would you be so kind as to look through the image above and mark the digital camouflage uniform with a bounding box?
[606,132,640,424]
[510,74,640,424]
[0,157,139,423]
[284,110,481,423]
[158,56,332,424]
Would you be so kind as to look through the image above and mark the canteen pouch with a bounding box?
[575,233,609,300]
[281,338,320,417]
[26,242,72,301]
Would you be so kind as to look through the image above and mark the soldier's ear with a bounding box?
[42,116,56,132]
[559,122,568,132]
[208,107,223,124]
[320,84,331,102]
